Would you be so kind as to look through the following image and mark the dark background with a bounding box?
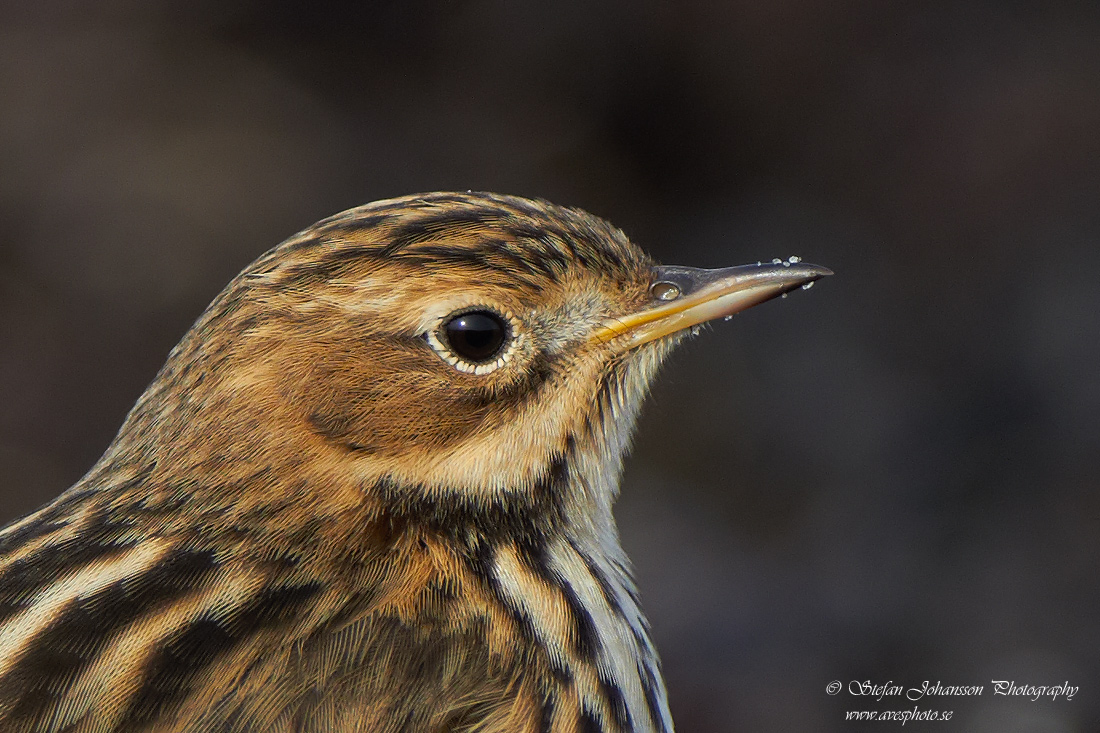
[1,2,1097,730]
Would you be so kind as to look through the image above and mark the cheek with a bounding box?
[292,340,493,456]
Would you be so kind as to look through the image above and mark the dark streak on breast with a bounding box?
[539,693,556,733]
[118,581,323,728]
[578,707,605,733]
[566,536,627,621]
[469,540,571,683]
[638,660,669,733]
[597,672,632,731]
[0,509,140,626]
[558,578,601,662]
[0,548,220,729]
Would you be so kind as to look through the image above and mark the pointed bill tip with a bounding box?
[594,260,832,349]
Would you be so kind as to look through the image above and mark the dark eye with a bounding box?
[443,310,508,363]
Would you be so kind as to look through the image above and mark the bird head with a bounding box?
[104,192,828,534]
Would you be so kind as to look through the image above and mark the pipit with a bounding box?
[0,192,829,732]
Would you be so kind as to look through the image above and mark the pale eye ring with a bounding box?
[426,307,519,374]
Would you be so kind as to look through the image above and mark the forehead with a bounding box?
[251,192,654,296]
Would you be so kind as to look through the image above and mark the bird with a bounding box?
[0,192,829,733]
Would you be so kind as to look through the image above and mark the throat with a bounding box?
[370,425,674,730]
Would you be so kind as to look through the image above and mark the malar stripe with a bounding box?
[541,448,571,496]
[588,361,626,425]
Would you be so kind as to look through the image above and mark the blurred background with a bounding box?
[1,1,1097,730]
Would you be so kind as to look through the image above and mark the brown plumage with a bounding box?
[0,192,829,732]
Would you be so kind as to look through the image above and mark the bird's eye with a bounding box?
[444,311,507,362]
[427,308,518,374]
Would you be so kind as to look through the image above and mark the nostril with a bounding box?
[649,281,681,301]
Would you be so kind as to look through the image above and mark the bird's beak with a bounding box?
[593,260,832,350]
